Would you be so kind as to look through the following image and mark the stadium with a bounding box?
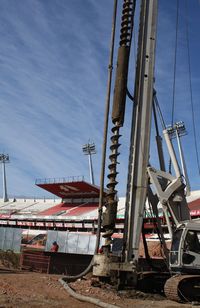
[0,177,200,255]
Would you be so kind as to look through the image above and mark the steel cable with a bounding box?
[169,0,179,174]
[171,0,179,126]
[185,0,200,175]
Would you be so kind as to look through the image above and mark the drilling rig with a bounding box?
[93,0,200,302]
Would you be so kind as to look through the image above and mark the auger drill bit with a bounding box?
[102,0,136,250]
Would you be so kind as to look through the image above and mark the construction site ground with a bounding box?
[0,268,199,308]
[0,248,199,307]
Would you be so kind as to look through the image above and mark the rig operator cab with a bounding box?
[170,222,200,272]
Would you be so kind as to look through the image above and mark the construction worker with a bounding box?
[50,241,59,252]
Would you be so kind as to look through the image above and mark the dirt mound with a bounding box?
[0,250,20,269]
[139,240,171,257]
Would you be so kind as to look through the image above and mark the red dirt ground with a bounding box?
[0,268,196,308]
[0,243,196,308]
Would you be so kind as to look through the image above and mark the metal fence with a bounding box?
[0,227,22,252]
[45,230,104,255]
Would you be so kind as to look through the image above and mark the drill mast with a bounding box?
[102,0,158,263]
[124,0,158,262]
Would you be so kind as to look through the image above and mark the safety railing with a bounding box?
[35,175,85,185]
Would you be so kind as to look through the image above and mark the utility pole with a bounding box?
[0,154,10,202]
[82,142,96,185]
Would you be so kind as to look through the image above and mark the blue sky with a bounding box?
[0,0,199,198]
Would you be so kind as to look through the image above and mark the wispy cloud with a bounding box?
[0,0,112,197]
[0,0,199,198]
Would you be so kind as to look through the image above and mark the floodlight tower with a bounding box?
[82,142,96,185]
[167,121,190,195]
[0,154,10,202]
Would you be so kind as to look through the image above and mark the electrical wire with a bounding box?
[185,0,200,175]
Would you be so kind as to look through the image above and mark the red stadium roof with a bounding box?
[36,180,101,199]
[188,198,200,216]
[189,198,200,210]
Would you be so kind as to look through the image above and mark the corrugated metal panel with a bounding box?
[67,233,79,254]
[45,231,104,255]
[0,227,22,252]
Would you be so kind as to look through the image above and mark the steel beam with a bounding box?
[124,0,158,262]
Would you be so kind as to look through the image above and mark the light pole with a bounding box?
[82,142,96,185]
[0,154,10,202]
[167,121,190,195]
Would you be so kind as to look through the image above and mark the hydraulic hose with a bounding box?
[59,0,118,281]
[103,0,136,249]
[59,278,121,308]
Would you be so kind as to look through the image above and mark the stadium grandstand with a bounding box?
[0,177,200,233]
